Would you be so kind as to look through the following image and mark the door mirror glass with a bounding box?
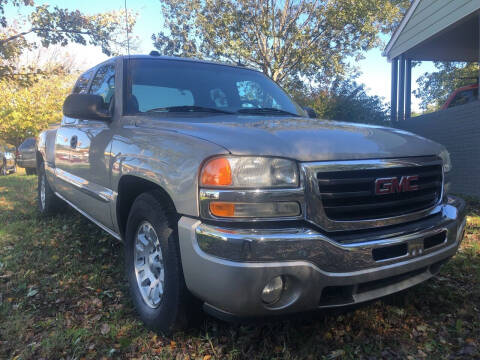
[63,94,111,121]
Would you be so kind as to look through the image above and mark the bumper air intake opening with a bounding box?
[357,267,427,294]
[372,243,408,261]
[319,267,429,307]
[319,285,354,306]
[424,231,447,250]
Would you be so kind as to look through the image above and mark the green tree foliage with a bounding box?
[153,0,410,89]
[0,0,136,82]
[0,70,75,147]
[415,62,479,111]
[294,80,389,125]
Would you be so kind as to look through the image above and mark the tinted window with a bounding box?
[133,85,194,112]
[20,138,35,149]
[89,63,115,105]
[126,59,304,116]
[449,89,478,108]
[73,70,93,94]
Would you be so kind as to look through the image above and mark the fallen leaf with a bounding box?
[100,323,110,335]
[27,288,38,297]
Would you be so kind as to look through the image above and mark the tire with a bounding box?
[26,168,36,175]
[37,162,64,215]
[1,160,6,176]
[125,191,191,334]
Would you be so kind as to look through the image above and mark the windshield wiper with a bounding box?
[236,107,300,117]
[146,105,234,114]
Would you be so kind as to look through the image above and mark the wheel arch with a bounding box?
[116,175,178,239]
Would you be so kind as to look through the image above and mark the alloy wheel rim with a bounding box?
[133,221,165,308]
[40,175,46,209]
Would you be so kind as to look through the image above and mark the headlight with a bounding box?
[439,149,452,173]
[200,156,299,188]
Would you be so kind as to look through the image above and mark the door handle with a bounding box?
[70,135,78,149]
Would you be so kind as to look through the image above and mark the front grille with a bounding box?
[317,164,442,221]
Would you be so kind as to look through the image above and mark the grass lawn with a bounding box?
[0,172,479,359]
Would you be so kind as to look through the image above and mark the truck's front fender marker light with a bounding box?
[209,202,300,218]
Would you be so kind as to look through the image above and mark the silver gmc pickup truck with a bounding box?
[37,54,467,334]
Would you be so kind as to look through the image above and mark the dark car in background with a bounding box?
[16,137,37,175]
[0,142,17,175]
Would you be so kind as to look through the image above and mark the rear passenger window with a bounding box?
[89,63,115,106]
[73,70,93,94]
[19,138,34,149]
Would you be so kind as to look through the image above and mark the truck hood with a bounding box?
[135,115,444,162]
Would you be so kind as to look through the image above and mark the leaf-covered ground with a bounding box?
[0,171,479,359]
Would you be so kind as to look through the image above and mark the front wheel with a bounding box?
[125,191,191,334]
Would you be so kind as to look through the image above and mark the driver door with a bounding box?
[55,62,116,229]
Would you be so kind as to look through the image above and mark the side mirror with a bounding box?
[63,94,111,121]
[303,106,317,119]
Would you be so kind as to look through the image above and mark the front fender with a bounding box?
[110,128,229,217]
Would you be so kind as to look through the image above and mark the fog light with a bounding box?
[261,276,284,304]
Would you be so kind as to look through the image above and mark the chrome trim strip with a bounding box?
[301,156,444,232]
[55,168,117,203]
[199,187,305,222]
[55,191,122,241]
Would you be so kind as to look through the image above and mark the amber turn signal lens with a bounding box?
[209,202,235,217]
[200,157,232,186]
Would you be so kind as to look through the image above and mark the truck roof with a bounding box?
[96,54,258,72]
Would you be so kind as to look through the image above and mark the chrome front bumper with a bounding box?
[178,196,466,318]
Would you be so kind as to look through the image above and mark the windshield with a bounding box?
[126,58,305,117]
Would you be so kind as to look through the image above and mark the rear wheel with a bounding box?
[26,168,36,175]
[125,191,191,334]
[37,162,64,215]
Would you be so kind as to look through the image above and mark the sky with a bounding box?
[6,0,437,112]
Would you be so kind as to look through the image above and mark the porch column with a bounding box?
[405,59,412,119]
[398,55,406,121]
[391,58,398,122]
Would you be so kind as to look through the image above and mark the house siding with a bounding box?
[389,0,480,59]
[397,101,480,198]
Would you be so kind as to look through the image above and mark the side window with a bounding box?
[89,63,116,106]
[19,139,32,150]
[24,138,35,148]
[449,90,475,108]
[73,70,93,94]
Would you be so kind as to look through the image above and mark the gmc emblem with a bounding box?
[374,175,419,195]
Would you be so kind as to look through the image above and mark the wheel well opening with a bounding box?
[116,176,177,239]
